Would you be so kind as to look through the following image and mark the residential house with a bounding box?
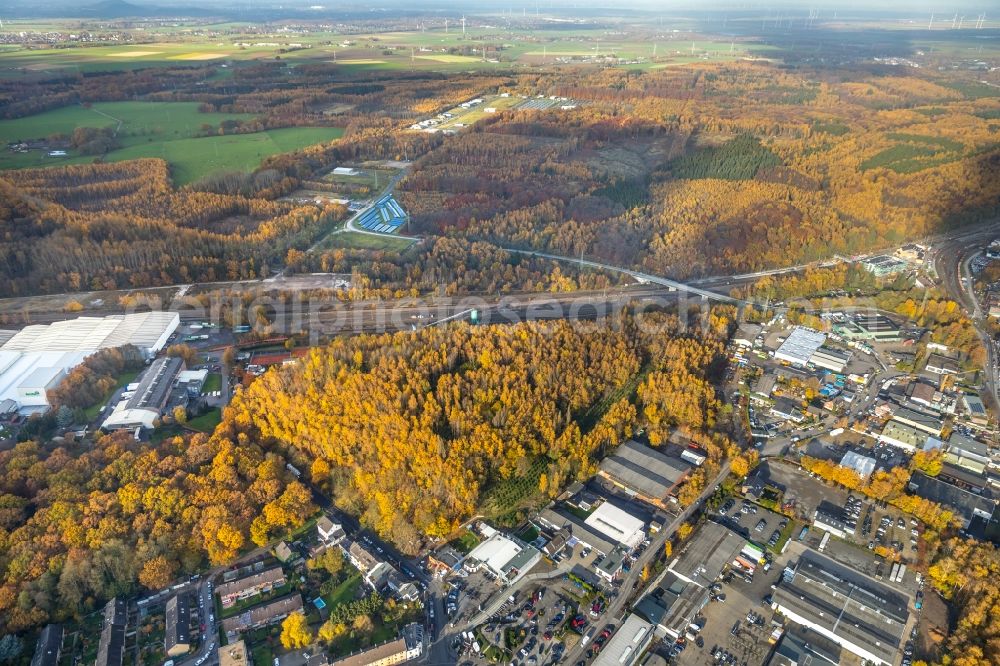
[164,595,191,657]
[317,516,346,544]
[329,623,423,666]
[30,624,62,666]
[95,598,127,666]
[217,566,286,608]
[221,594,304,639]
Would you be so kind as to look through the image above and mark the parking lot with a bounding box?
[461,582,595,666]
[716,497,791,555]
[676,542,795,666]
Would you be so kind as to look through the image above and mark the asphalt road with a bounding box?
[559,462,732,666]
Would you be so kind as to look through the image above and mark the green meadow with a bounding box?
[0,101,343,185]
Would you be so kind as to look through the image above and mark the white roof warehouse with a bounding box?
[774,327,826,366]
[584,501,646,550]
[0,313,179,412]
[462,532,541,585]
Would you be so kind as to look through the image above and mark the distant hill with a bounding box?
[25,0,221,18]
[78,0,149,17]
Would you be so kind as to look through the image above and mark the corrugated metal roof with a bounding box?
[599,440,691,499]
[0,313,178,354]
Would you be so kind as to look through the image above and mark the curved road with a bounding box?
[502,248,745,305]
[932,229,1000,412]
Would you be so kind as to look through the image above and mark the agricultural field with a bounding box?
[109,126,344,185]
[0,20,789,77]
[0,101,343,184]
[0,37,314,74]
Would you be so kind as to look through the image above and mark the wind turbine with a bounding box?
[445,18,449,33]
[461,15,466,37]
[928,13,934,30]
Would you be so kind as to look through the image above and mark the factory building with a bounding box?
[771,550,910,666]
[0,313,179,413]
[461,532,541,586]
[774,327,827,367]
[861,255,908,276]
[102,356,186,431]
[597,439,692,509]
[809,346,852,373]
[583,501,646,550]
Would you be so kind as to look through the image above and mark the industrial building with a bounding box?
[770,397,805,423]
[908,472,998,530]
[0,312,179,413]
[583,501,646,550]
[591,613,653,666]
[30,624,62,666]
[752,373,777,402]
[667,520,748,588]
[812,502,852,539]
[635,571,710,641]
[771,550,910,666]
[809,346,852,373]
[879,420,929,452]
[840,450,877,478]
[164,594,191,657]
[941,434,990,474]
[102,356,186,431]
[925,353,959,375]
[963,394,989,425]
[536,508,618,556]
[892,406,943,437]
[768,623,842,665]
[861,255,908,276]
[462,532,541,586]
[834,314,901,342]
[733,323,762,348]
[597,439,692,508]
[774,327,827,367]
[853,314,902,341]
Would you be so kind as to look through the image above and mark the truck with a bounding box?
[798,527,809,541]
[829,427,844,437]
[895,563,907,583]
[285,463,302,478]
[889,562,900,583]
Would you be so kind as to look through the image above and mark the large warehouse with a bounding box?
[598,439,693,509]
[0,313,179,413]
[584,501,646,550]
[771,550,910,666]
[774,327,827,366]
[462,533,541,586]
